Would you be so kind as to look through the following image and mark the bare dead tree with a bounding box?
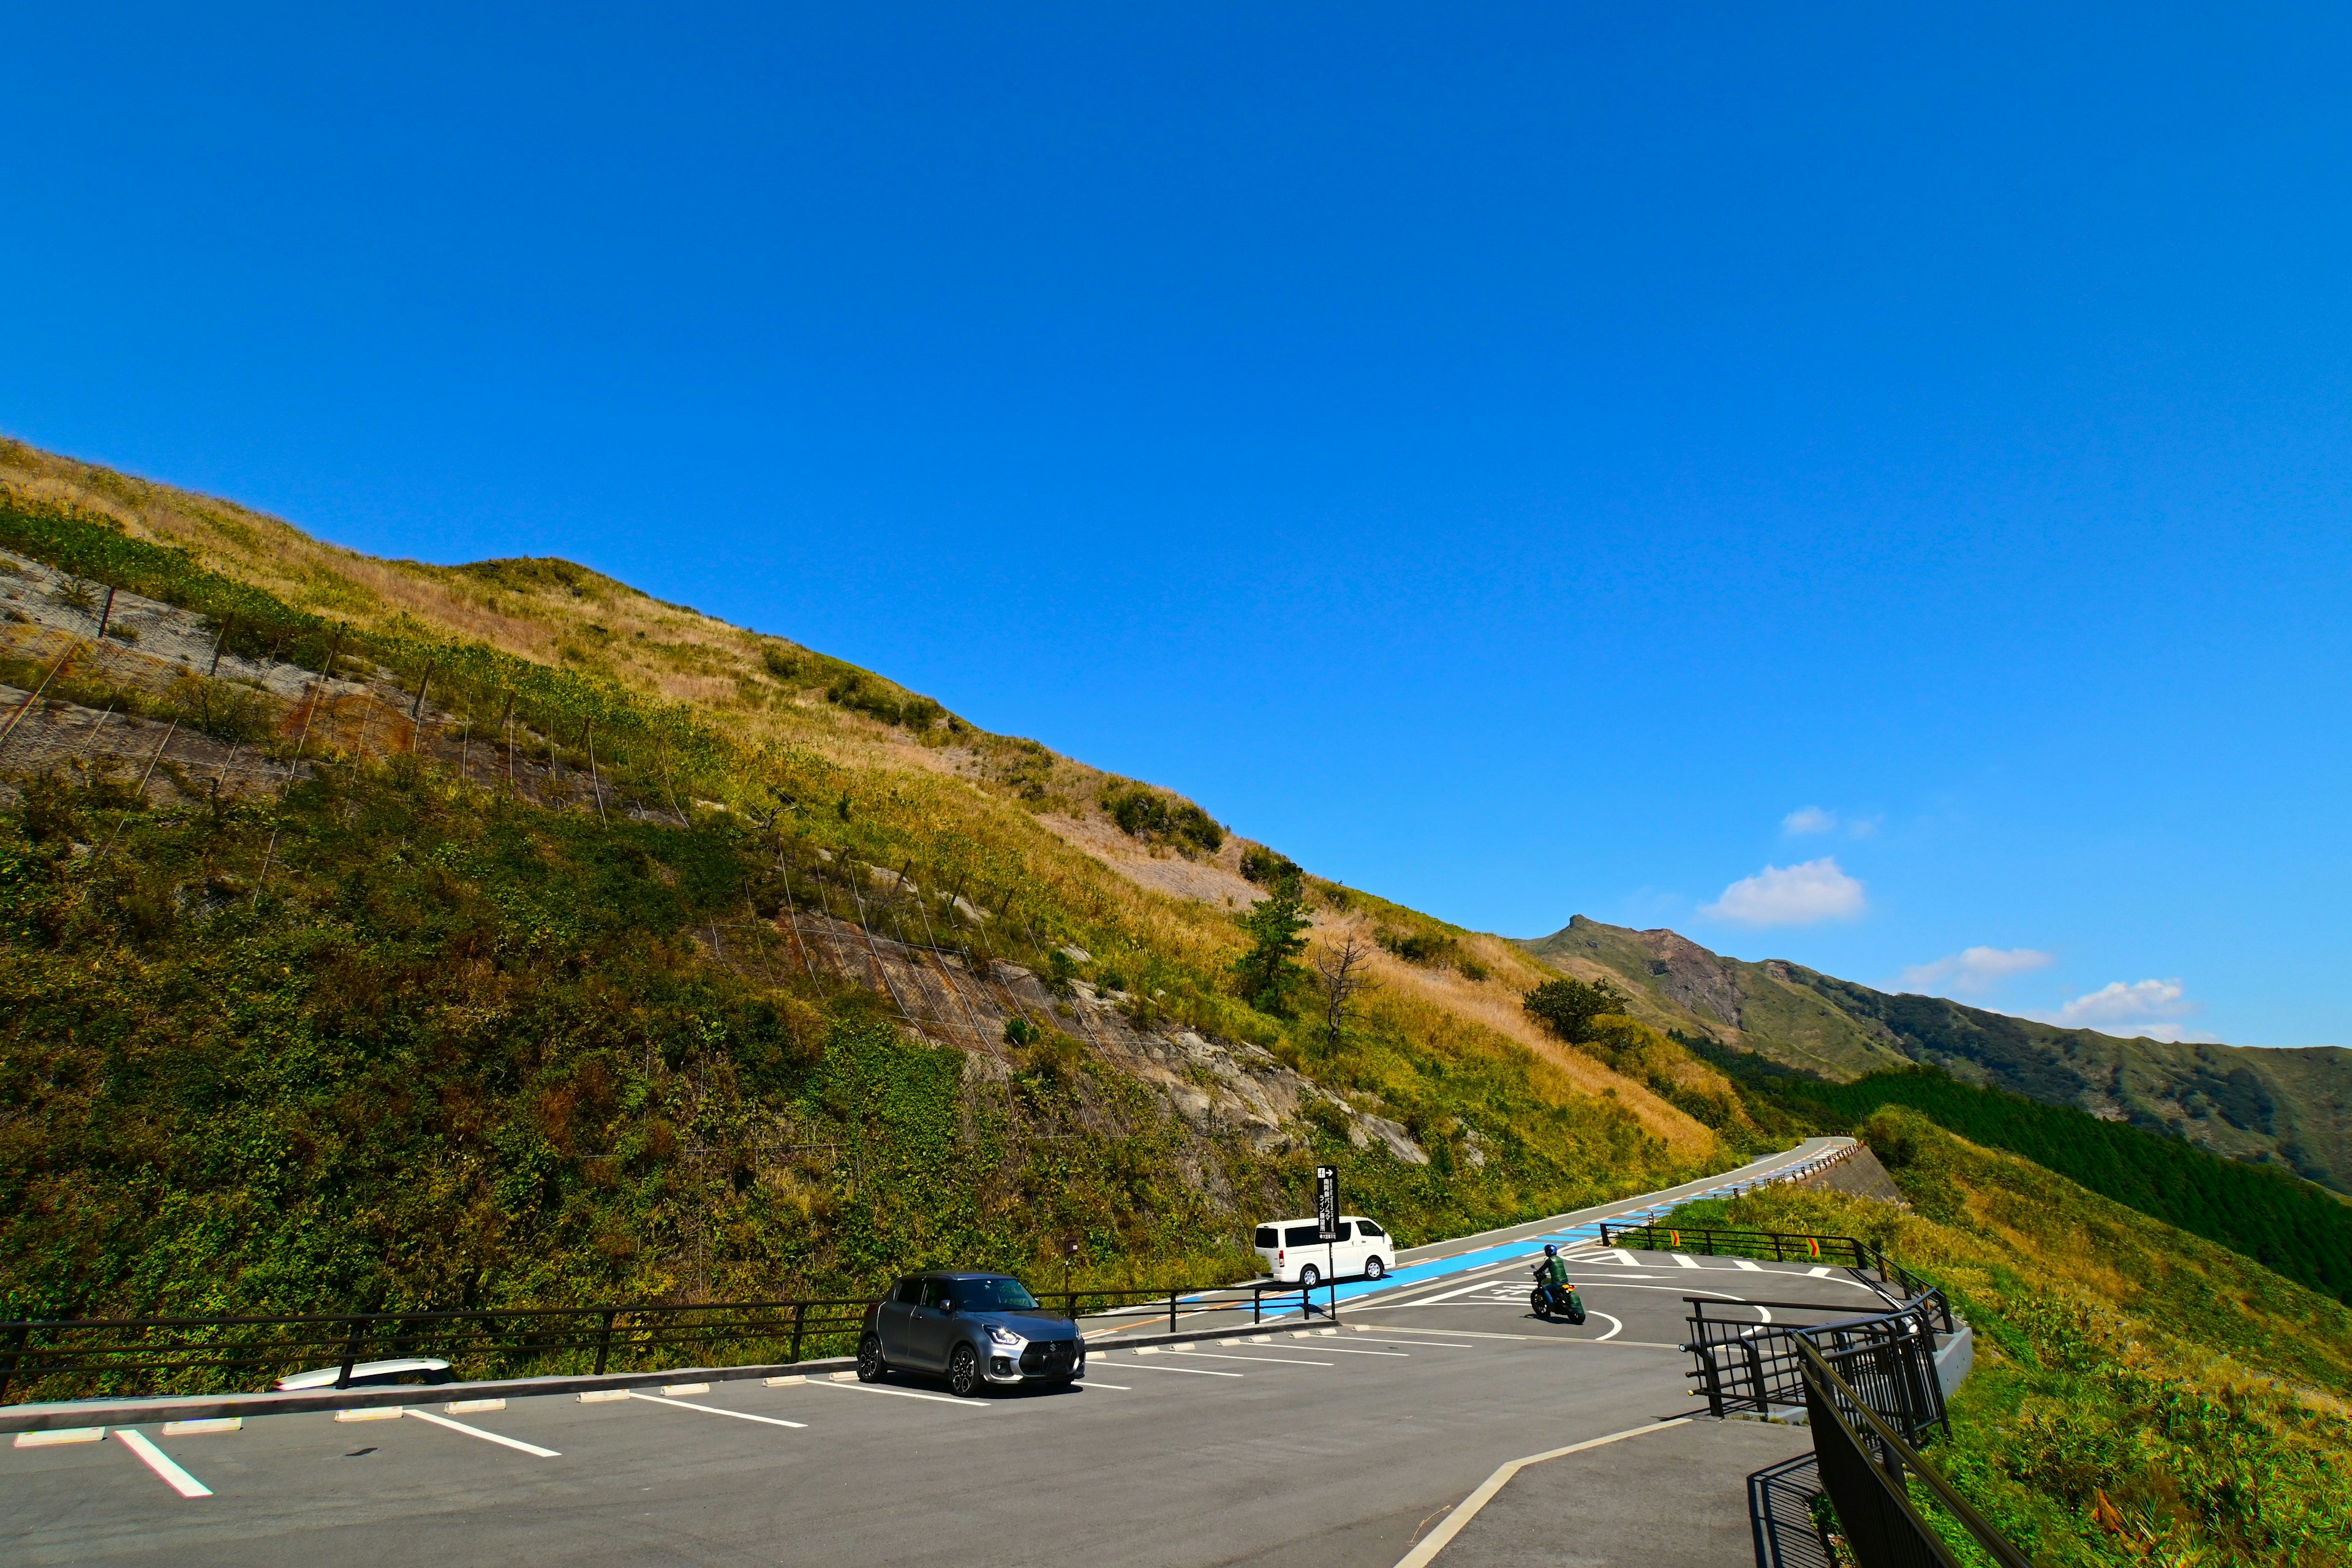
[1312,933,1378,1057]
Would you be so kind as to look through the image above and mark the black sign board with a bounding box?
[1314,1164,1340,1242]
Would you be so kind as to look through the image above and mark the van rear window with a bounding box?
[1254,1227,1277,1248]
[1284,1225,1321,1247]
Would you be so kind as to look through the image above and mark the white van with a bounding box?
[1252,1215,1394,1286]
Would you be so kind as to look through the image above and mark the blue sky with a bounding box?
[4,5,2348,1046]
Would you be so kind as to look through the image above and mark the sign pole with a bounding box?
[1314,1164,1340,1321]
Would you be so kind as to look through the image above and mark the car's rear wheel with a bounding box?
[948,1344,982,1398]
[1364,1256,1387,1281]
[857,1333,888,1382]
[1298,1264,1322,1289]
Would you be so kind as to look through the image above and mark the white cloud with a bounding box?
[2046,978,2194,1030]
[1781,806,1838,835]
[1701,858,1868,926]
[2018,978,2215,1040]
[1897,946,2054,997]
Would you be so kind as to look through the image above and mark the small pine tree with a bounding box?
[1233,877,1311,1016]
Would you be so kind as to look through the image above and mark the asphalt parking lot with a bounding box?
[2,1246,1879,1568]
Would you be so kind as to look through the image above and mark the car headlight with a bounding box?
[986,1325,1023,1347]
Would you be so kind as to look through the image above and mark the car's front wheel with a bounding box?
[1298,1264,1322,1289]
[948,1344,982,1398]
[857,1332,888,1382]
[1364,1256,1387,1281]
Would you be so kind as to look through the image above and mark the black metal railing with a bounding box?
[0,1277,1339,1406]
[0,1298,876,1406]
[1799,1335,2033,1568]
[1044,1280,1342,1337]
[1597,1223,1942,1310]
[1684,1294,1952,1440]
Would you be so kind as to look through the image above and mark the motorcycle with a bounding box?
[1529,1262,1587,1325]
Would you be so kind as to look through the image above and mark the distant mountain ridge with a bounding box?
[1521,915,2352,1195]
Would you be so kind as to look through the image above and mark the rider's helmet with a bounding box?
[1543,1243,1558,1257]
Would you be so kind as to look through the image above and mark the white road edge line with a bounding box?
[627,1393,809,1428]
[1393,1419,1691,1568]
[114,1430,212,1499]
[805,1381,979,1407]
[402,1408,560,1458]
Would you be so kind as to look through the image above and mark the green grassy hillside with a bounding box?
[1767,1068,2352,1305]
[0,451,1751,1326]
[1673,1109,2352,1568]
[1525,914,2352,1194]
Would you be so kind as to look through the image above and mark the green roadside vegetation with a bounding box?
[1729,1066,2352,1306]
[1668,1108,2352,1568]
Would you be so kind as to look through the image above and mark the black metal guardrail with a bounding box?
[1684,1294,1952,1440]
[1596,1222,1942,1309]
[0,1280,1336,1406]
[1799,1335,2033,1568]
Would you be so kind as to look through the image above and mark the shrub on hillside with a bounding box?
[1239,845,1300,885]
[1522,976,1629,1045]
[1099,782,1224,855]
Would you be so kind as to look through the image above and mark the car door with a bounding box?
[905,1277,958,1369]
[1332,1220,1360,1276]
[876,1277,921,1361]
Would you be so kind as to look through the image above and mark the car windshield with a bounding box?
[954,1278,1041,1311]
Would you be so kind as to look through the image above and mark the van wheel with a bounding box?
[948,1344,982,1398]
[1298,1264,1322,1289]
[1364,1257,1387,1281]
[857,1333,888,1382]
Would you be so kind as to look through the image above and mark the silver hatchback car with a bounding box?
[858,1272,1085,1397]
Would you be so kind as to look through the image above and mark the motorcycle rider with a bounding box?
[1534,1243,1573,1313]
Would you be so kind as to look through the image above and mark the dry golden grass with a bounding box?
[0,432,1743,1168]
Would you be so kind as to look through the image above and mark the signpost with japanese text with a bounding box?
[1314,1164,1339,1317]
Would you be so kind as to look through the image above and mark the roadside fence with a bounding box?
[1800,1335,2032,1568]
[0,1280,1332,1406]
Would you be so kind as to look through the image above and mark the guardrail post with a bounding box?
[334,1320,364,1390]
[1168,1291,1177,1335]
[788,1303,807,1365]
[1741,1333,1768,1415]
[1252,1287,1262,1326]
[0,1323,28,1404]
[594,1310,617,1375]
[1329,1278,1340,1325]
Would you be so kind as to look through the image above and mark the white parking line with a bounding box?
[115,1431,211,1498]
[1080,1382,1134,1390]
[1296,1346,1409,1357]
[1169,1351,1333,1367]
[1360,1339,1477,1349]
[806,1381,978,1407]
[626,1393,809,1428]
[402,1408,561,1457]
[1099,1360,1243,1378]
